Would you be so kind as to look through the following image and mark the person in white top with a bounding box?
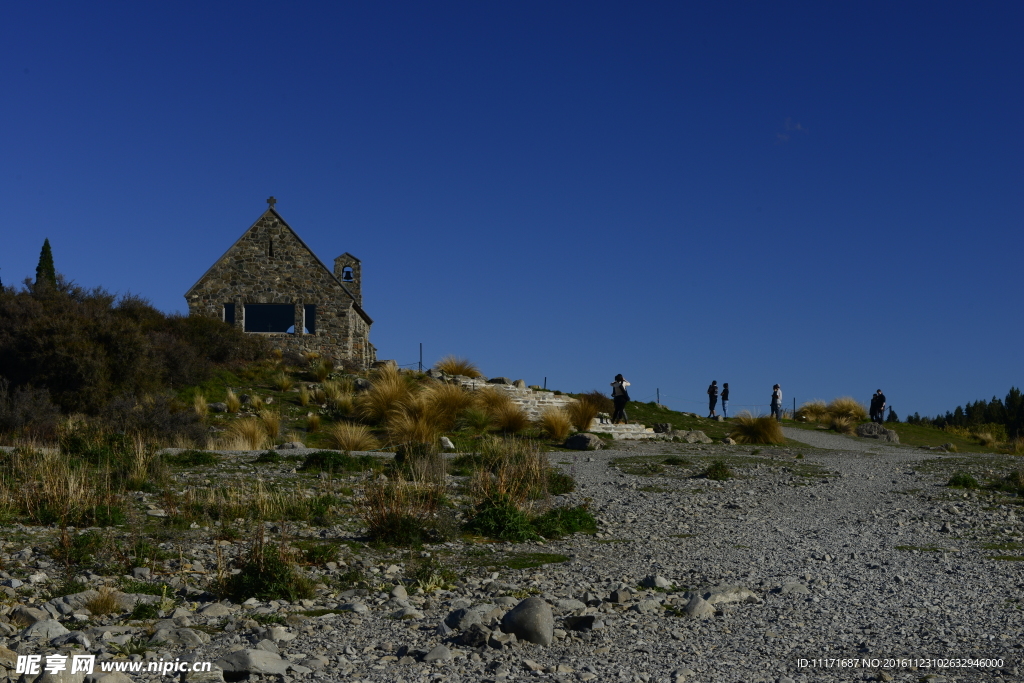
[610,374,631,424]
[770,384,783,422]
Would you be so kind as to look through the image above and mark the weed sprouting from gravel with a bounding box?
[947,472,979,489]
[704,459,733,481]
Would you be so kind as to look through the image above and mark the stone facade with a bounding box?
[184,205,376,367]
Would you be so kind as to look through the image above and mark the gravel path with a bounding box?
[781,426,905,453]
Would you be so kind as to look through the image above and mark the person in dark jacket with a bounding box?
[869,393,880,423]
[611,374,631,424]
[874,390,886,424]
[721,383,730,418]
[707,381,719,418]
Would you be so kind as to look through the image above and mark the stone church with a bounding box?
[184,198,376,368]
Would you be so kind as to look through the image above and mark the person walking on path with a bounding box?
[707,381,719,418]
[721,383,730,418]
[611,374,631,424]
[874,389,886,424]
[770,384,783,422]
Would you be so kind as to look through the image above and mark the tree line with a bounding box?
[905,387,1024,439]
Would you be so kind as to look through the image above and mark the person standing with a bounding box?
[611,374,631,424]
[721,383,730,418]
[874,389,886,424]
[707,381,719,418]
[869,392,880,423]
[771,384,783,422]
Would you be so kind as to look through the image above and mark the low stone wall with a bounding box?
[448,377,575,419]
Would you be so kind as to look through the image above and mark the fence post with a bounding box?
[657,388,660,404]
[418,343,422,372]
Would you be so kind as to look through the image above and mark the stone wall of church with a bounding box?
[185,211,376,367]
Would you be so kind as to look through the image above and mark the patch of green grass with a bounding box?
[895,545,951,553]
[47,578,90,599]
[639,485,670,493]
[596,538,630,544]
[531,505,597,538]
[885,422,1001,454]
[670,533,697,538]
[291,540,340,565]
[662,456,690,466]
[464,497,537,542]
[980,542,1023,551]
[225,543,316,602]
[947,472,980,489]
[988,555,1024,561]
[498,552,570,570]
[547,469,576,495]
[625,401,732,440]
[253,450,283,464]
[127,601,160,620]
[247,611,287,625]
[703,459,733,481]
[165,450,220,467]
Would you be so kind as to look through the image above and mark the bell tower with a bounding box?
[334,252,362,307]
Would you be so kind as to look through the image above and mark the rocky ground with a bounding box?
[1,430,1023,683]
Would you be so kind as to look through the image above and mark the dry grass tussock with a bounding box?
[326,422,379,451]
[473,387,514,414]
[310,359,334,382]
[830,415,855,434]
[469,437,549,508]
[796,400,829,423]
[388,396,442,447]
[193,393,209,418]
[1012,438,1024,456]
[220,418,269,450]
[421,382,474,432]
[537,407,572,441]
[566,398,600,433]
[225,389,241,413]
[306,413,321,433]
[434,355,482,378]
[728,412,785,444]
[975,432,997,447]
[298,385,310,407]
[85,587,121,616]
[357,366,413,424]
[360,476,451,545]
[182,478,333,522]
[259,409,281,440]
[0,448,110,525]
[827,397,868,422]
[491,402,530,434]
[274,372,294,392]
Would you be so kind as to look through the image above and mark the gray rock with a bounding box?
[1,578,24,588]
[12,605,49,624]
[563,615,603,631]
[131,567,151,580]
[390,585,408,600]
[37,670,86,683]
[673,430,713,444]
[682,595,715,619]
[215,649,290,676]
[856,422,900,442]
[631,599,662,614]
[512,379,527,388]
[641,574,672,589]
[652,423,672,433]
[49,631,91,648]
[339,601,368,613]
[776,582,810,595]
[459,623,491,647]
[488,377,513,385]
[92,673,135,683]
[440,436,456,452]
[21,619,70,639]
[564,433,604,451]
[208,402,228,413]
[722,437,737,445]
[704,586,760,604]
[552,598,586,612]
[422,645,452,662]
[608,588,633,604]
[182,671,224,683]
[488,630,517,649]
[199,602,232,617]
[500,597,554,647]
[150,627,210,646]
[445,603,502,630]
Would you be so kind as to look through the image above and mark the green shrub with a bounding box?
[704,459,733,481]
[225,541,315,602]
[299,450,376,473]
[531,505,597,538]
[297,542,339,565]
[47,578,90,598]
[127,601,160,620]
[464,496,537,542]
[165,450,220,467]
[53,530,105,566]
[253,450,282,464]
[79,504,127,527]
[547,469,576,495]
[947,472,979,489]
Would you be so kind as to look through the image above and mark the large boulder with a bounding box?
[856,422,900,443]
[445,603,502,630]
[20,619,69,640]
[672,430,712,444]
[500,597,553,646]
[564,433,604,451]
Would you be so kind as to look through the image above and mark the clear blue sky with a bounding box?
[3,2,1022,418]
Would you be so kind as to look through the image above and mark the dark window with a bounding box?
[244,304,294,333]
[304,304,317,334]
[341,266,354,281]
[223,303,235,325]
[268,236,274,257]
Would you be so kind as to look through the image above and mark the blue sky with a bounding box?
[3,2,1022,418]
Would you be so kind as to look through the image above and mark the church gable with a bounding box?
[185,200,376,368]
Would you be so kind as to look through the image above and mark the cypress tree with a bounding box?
[35,238,56,287]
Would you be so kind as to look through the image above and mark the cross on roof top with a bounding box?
[267,196,277,209]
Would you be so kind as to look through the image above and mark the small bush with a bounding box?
[827,397,868,422]
[326,422,380,451]
[537,408,572,441]
[547,469,576,495]
[253,450,282,464]
[729,413,784,444]
[361,479,453,546]
[464,496,537,542]
[298,542,340,565]
[54,530,105,567]
[434,355,482,378]
[704,459,733,481]
[299,450,376,473]
[531,505,597,538]
[566,399,600,432]
[48,577,90,598]
[947,472,979,489]
[225,537,315,602]
[128,601,160,620]
[165,449,219,467]
[663,456,690,466]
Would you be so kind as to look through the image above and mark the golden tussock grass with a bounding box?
[468,437,548,507]
[193,393,209,418]
[225,389,241,413]
[491,402,530,434]
[566,399,600,433]
[829,415,856,434]
[306,413,321,433]
[84,587,121,616]
[310,360,334,382]
[474,388,514,415]
[728,412,785,444]
[388,399,442,446]
[274,372,294,392]
[221,418,269,450]
[259,409,281,440]
[434,355,482,378]
[298,385,310,407]
[357,366,413,424]
[827,397,868,422]
[360,476,447,545]
[421,383,474,432]
[796,400,829,423]
[537,407,572,441]
[326,422,380,451]
[974,432,997,447]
